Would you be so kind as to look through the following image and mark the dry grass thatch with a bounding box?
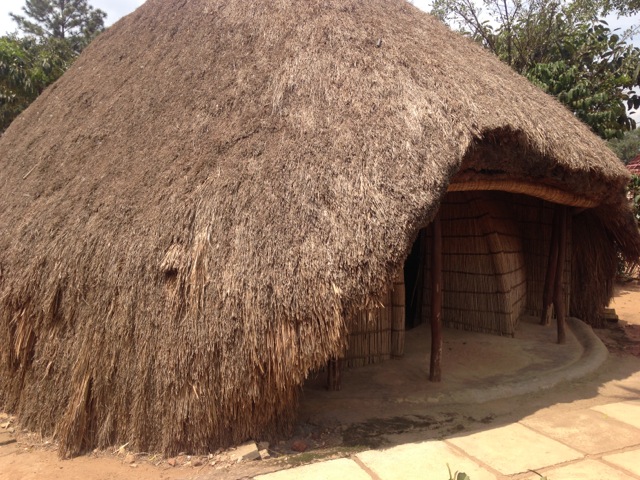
[0,0,639,457]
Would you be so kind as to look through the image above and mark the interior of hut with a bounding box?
[326,189,574,390]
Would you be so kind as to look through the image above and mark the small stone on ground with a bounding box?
[232,441,260,462]
[290,440,308,452]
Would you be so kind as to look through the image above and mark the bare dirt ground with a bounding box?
[600,281,640,358]
[1,281,640,480]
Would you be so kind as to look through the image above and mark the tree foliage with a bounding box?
[431,0,640,139]
[0,1,106,133]
[10,0,106,53]
[0,35,74,132]
[608,128,640,163]
[601,0,640,15]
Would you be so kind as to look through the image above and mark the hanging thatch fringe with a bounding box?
[570,213,617,327]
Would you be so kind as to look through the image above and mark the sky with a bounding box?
[0,0,146,34]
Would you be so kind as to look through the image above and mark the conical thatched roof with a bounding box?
[1,0,638,457]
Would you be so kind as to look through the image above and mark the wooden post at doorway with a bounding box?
[430,212,443,382]
[391,269,406,358]
[540,204,568,344]
[540,207,560,326]
[554,206,568,344]
[327,357,342,391]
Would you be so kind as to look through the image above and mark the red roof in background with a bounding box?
[628,154,640,175]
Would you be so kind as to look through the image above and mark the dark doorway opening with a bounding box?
[404,229,427,330]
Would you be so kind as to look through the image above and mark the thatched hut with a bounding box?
[1,0,638,457]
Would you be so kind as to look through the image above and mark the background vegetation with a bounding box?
[0,0,105,132]
[432,0,640,140]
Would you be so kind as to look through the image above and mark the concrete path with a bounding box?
[255,399,640,479]
[254,317,640,480]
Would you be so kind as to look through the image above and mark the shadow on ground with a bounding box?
[274,301,640,461]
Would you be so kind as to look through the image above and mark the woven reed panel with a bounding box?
[344,190,573,363]
[422,191,527,336]
[509,194,571,315]
[344,288,394,368]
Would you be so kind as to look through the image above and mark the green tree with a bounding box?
[431,0,640,139]
[0,1,106,133]
[0,35,74,132]
[10,0,106,53]
[609,128,640,163]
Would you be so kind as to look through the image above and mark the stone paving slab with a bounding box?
[357,440,496,480]
[447,423,583,475]
[251,321,629,480]
[603,448,640,478]
[254,458,371,480]
[523,459,636,480]
[520,409,640,454]
[592,401,640,430]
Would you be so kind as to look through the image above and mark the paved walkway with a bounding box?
[255,398,640,479]
[254,316,640,480]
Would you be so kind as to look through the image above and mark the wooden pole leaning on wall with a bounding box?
[430,212,443,382]
[391,268,406,358]
[327,357,342,391]
[553,205,568,344]
[540,206,561,326]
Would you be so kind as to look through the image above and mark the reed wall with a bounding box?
[345,190,573,364]
[509,193,572,315]
[344,269,405,367]
[420,191,527,336]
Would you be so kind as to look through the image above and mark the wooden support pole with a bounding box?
[430,212,443,382]
[553,205,568,344]
[540,206,560,326]
[391,268,406,358]
[327,357,342,391]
